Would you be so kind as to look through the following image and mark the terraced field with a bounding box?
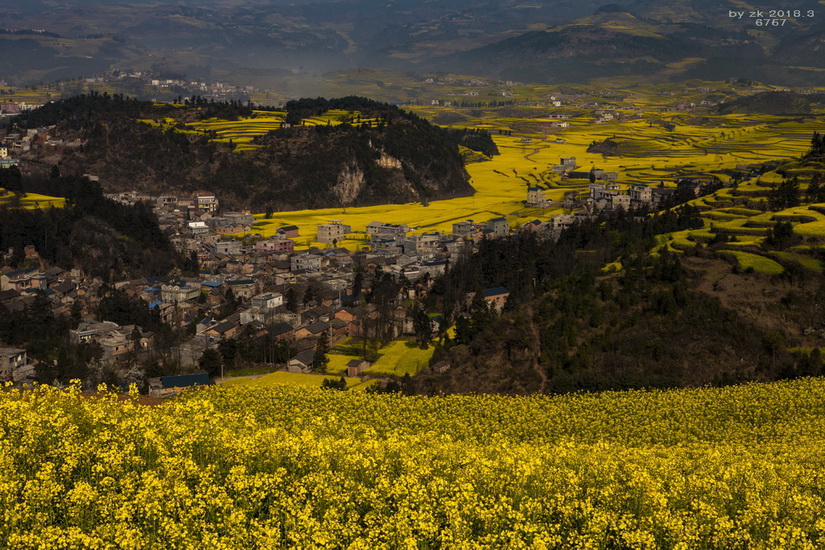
[243,105,824,252]
[0,188,66,209]
[224,337,434,390]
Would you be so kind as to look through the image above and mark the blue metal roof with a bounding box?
[160,373,212,389]
[482,286,509,298]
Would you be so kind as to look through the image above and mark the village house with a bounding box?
[335,307,359,324]
[277,225,300,239]
[419,260,448,278]
[452,220,484,242]
[316,221,351,243]
[527,187,550,208]
[628,184,653,204]
[69,321,144,361]
[294,321,331,341]
[550,214,577,231]
[149,301,176,324]
[370,237,404,255]
[485,217,510,239]
[521,219,550,233]
[209,212,255,234]
[389,264,421,282]
[187,221,209,235]
[269,322,295,340]
[291,251,325,272]
[156,194,178,210]
[226,279,257,300]
[366,222,410,239]
[346,359,371,377]
[204,317,241,340]
[551,156,577,173]
[251,291,284,310]
[194,191,219,213]
[207,240,244,258]
[482,287,510,312]
[0,347,27,381]
[590,182,622,200]
[0,268,47,292]
[652,187,677,207]
[405,233,442,258]
[287,349,316,373]
[591,168,619,181]
[239,291,284,325]
[161,282,202,304]
[256,237,295,254]
[148,373,213,398]
[610,194,631,211]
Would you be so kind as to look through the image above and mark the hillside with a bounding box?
[2,379,825,547]
[2,1,823,88]
[18,94,474,210]
[412,133,825,395]
[0,172,184,279]
[718,91,825,115]
[423,8,825,85]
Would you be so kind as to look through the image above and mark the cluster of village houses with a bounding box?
[0,184,521,390]
[0,138,713,392]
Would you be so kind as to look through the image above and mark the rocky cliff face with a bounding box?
[333,163,366,205]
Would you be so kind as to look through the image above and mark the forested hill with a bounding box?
[0,172,187,280]
[15,94,474,210]
[411,203,825,396]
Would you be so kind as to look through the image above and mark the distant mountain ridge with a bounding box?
[2,0,823,87]
[424,8,825,85]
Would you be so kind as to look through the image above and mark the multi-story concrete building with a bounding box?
[527,187,550,207]
[316,221,352,243]
[485,217,510,238]
[291,252,325,272]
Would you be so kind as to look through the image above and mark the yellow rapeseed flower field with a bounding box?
[3,379,825,548]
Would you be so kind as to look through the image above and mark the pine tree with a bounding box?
[313,331,330,373]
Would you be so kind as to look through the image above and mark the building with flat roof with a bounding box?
[317,221,352,243]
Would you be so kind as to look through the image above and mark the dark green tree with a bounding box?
[770,177,800,210]
[411,304,433,349]
[218,338,238,372]
[199,348,222,378]
[320,376,347,391]
[285,287,298,312]
[313,331,330,373]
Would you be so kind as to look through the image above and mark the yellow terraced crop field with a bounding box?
[0,189,66,209]
[721,250,785,275]
[240,107,824,249]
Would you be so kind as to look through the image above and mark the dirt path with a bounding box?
[523,137,549,163]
